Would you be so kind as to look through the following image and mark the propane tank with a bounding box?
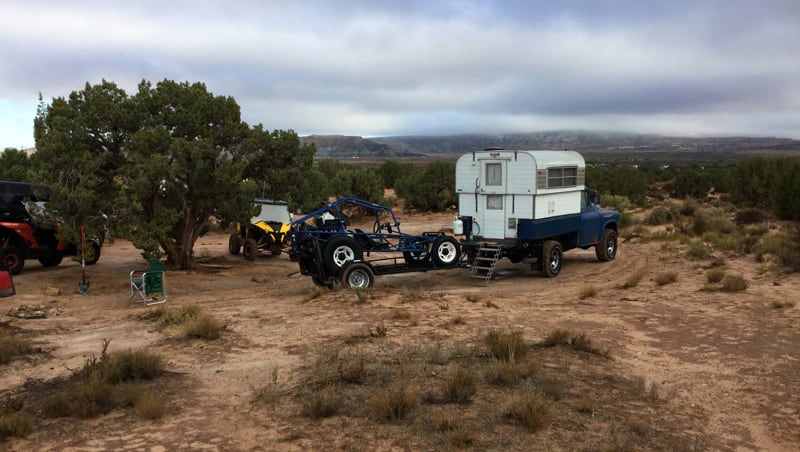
[453,216,463,235]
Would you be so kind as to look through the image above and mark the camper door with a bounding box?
[478,159,507,239]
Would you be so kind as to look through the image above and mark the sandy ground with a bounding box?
[2,211,799,451]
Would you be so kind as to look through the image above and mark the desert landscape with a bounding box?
[1,209,799,451]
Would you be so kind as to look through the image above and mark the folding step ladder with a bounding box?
[469,243,502,284]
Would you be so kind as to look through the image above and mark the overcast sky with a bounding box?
[2,0,799,149]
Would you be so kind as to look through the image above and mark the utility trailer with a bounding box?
[288,197,462,289]
[454,150,619,279]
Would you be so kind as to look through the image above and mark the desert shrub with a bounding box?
[299,385,343,419]
[502,391,553,432]
[679,198,700,217]
[442,365,478,403]
[148,304,202,325]
[134,390,165,420]
[720,275,749,292]
[644,204,680,225]
[654,272,678,286]
[484,330,528,362]
[0,333,32,364]
[686,239,708,259]
[754,230,800,272]
[484,360,538,387]
[369,384,419,422]
[0,413,34,439]
[690,208,736,236]
[253,368,282,405]
[735,208,770,225]
[569,332,612,358]
[705,268,726,283]
[578,285,598,300]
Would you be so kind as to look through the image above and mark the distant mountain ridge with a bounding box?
[302,131,800,163]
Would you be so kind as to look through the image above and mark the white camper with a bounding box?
[455,150,586,240]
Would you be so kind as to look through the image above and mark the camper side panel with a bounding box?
[533,191,582,219]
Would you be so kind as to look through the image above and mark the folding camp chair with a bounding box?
[130,260,167,305]
[0,268,14,298]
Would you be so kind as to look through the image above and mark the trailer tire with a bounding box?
[542,240,562,277]
[244,238,258,261]
[431,236,461,266]
[341,262,375,289]
[595,229,618,262]
[0,246,24,275]
[229,233,241,255]
[323,237,363,276]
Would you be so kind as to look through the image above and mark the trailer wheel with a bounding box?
[432,236,461,266]
[323,237,363,275]
[244,238,258,261]
[542,240,562,277]
[0,246,24,275]
[341,262,375,289]
[229,233,241,255]
[595,229,618,262]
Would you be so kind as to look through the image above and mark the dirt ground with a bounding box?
[2,211,799,451]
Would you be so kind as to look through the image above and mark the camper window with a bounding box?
[547,167,578,188]
[486,195,503,210]
[485,163,502,186]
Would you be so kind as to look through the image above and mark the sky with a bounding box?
[2,0,799,149]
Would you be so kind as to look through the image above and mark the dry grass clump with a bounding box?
[621,270,646,289]
[484,360,539,387]
[720,275,749,292]
[685,239,708,259]
[502,391,553,432]
[442,365,478,403]
[42,341,166,420]
[484,330,528,362]
[0,332,32,365]
[654,272,678,286]
[0,412,34,439]
[771,299,795,309]
[133,389,165,420]
[299,385,343,419]
[541,329,611,359]
[369,384,419,422]
[142,304,225,339]
[578,285,598,300]
[705,268,726,283]
[181,313,225,340]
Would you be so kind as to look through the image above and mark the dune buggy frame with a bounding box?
[288,198,462,289]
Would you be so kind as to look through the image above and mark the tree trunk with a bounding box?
[162,210,203,270]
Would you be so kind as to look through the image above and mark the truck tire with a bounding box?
[39,255,64,267]
[323,237,363,276]
[244,238,259,261]
[542,240,562,277]
[340,262,375,289]
[0,246,24,275]
[229,233,241,255]
[431,236,461,266]
[595,229,618,262]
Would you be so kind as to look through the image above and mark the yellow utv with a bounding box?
[229,199,292,260]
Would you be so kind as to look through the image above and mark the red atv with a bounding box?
[0,180,103,275]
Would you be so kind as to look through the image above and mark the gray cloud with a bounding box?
[2,0,799,148]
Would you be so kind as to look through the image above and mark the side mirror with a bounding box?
[590,190,600,205]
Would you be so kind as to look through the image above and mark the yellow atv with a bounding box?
[229,199,292,261]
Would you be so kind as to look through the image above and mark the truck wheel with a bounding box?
[595,229,618,262]
[432,236,461,266]
[229,233,241,255]
[341,262,375,289]
[0,246,24,275]
[323,237,363,276]
[244,238,258,261]
[39,255,64,267]
[542,240,562,277]
[85,242,101,265]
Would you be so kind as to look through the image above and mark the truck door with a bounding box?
[579,189,603,246]
[478,160,507,239]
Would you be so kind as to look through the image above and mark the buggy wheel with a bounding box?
[595,229,618,262]
[542,240,562,277]
[39,255,64,267]
[85,242,101,265]
[340,262,375,289]
[0,246,24,275]
[244,238,258,261]
[403,251,429,265]
[431,236,461,266]
[229,233,242,255]
[323,237,363,276]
